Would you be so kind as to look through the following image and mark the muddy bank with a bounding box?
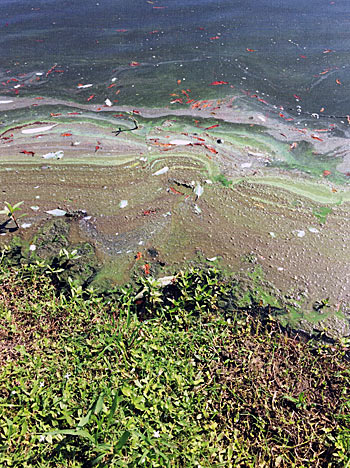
[0,96,349,339]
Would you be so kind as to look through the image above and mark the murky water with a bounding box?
[1,0,350,117]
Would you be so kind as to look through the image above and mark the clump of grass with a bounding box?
[0,259,349,467]
[213,173,232,187]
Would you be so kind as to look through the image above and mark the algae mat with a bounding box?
[0,98,350,339]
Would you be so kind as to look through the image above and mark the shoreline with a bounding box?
[0,93,350,337]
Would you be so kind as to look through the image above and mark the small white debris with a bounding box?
[308,227,319,233]
[77,83,93,89]
[42,150,64,160]
[169,139,191,145]
[29,244,36,251]
[194,204,202,214]
[111,77,117,82]
[45,209,67,217]
[157,276,176,287]
[71,141,81,146]
[105,98,112,107]
[207,256,217,262]
[194,183,204,198]
[153,166,169,176]
[163,211,171,217]
[119,200,128,208]
[204,179,213,184]
[21,223,32,229]
[0,100,14,104]
[30,206,40,211]
[269,232,276,238]
[277,267,284,271]
[140,156,147,162]
[295,230,305,238]
[83,216,92,220]
[22,124,57,135]
[241,162,252,168]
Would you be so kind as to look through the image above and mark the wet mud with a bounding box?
[0,95,349,339]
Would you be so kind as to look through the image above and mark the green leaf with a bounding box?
[121,386,132,397]
[115,430,130,451]
[46,429,94,442]
[107,394,119,425]
[93,393,105,415]
[12,201,24,211]
[91,453,107,466]
[77,410,92,428]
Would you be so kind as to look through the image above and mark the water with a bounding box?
[1,0,350,117]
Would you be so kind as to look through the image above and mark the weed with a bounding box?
[213,173,232,187]
[313,206,333,224]
[0,259,348,467]
[0,201,26,229]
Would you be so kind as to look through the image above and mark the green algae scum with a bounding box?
[1,97,349,339]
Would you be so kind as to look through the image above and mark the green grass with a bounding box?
[0,260,349,467]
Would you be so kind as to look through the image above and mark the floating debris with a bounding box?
[153,166,169,176]
[22,124,57,134]
[169,139,191,145]
[77,83,93,89]
[105,98,112,107]
[42,151,64,160]
[45,209,67,217]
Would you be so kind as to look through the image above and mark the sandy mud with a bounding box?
[0,95,349,339]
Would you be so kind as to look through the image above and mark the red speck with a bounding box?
[210,81,228,86]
